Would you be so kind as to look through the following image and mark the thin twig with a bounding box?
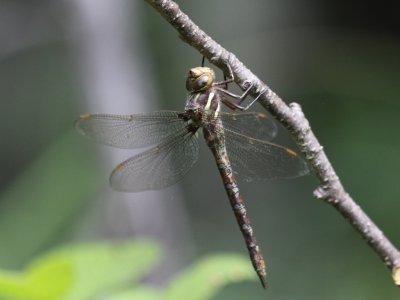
[145,0,400,285]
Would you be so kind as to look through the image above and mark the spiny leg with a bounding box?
[214,63,266,111]
[200,59,265,111]
[218,85,266,111]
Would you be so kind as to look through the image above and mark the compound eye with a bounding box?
[186,67,214,92]
[196,75,209,88]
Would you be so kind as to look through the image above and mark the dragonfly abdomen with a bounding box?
[204,127,268,289]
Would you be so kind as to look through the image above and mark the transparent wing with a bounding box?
[218,112,277,141]
[224,128,309,182]
[110,128,199,192]
[74,111,186,149]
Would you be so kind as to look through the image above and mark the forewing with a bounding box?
[224,128,309,181]
[110,129,199,192]
[218,112,278,141]
[75,111,186,149]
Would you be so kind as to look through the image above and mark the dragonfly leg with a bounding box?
[212,63,266,111]
[213,63,235,87]
[218,84,266,111]
[237,88,267,111]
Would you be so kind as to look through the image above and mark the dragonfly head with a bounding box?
[186,67,215,92]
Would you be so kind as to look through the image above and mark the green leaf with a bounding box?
[26,259,72,300]
[164,254,257,300]
[0,240,160,300]
[0,259,72,300]
[102,287,161,300]
[0,270,24,299]
[45,240,160,300]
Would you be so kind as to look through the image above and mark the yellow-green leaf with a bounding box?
[165,254,257,300]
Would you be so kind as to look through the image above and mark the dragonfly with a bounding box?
[75,65,309,288]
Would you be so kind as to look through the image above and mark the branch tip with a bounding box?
[392,266,400,286]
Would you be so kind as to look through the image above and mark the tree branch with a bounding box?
[145,0,400,285]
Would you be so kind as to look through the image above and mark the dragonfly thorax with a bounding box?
[185,88,221,118]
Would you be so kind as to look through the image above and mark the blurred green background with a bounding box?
[0,0,399,299]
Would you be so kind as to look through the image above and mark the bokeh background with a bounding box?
[0,0,399,299]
